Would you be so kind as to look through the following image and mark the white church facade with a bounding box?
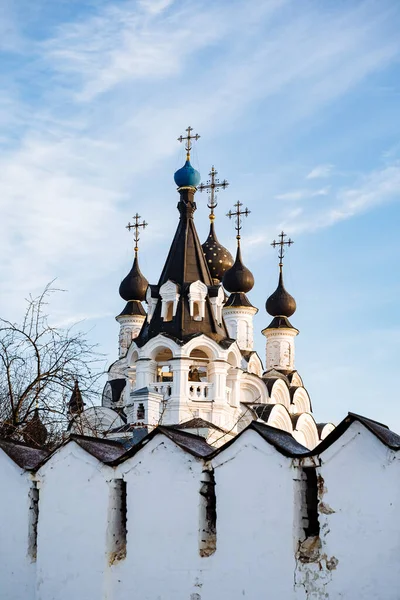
[1,129,399,600]
[71,128,333,450]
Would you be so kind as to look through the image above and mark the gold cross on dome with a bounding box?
[227,201,250,242]
[271,231,294,268]
[198,166,229,220]
[126,213,148,255]
[177,126,200,160]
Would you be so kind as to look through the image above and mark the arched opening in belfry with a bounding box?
[189,348,212,401]
[155,348,173,383]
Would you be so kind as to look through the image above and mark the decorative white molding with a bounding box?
[188,280,208,321]
[159,280,180,321]
[223,305,257,351]
[262,326,298,371]
[146,286,158,323]
[209,286,225,325]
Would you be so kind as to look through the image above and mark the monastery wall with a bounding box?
[35,442,112,600]
[0,451,36,600]
[297,421,400,600]
[0,420,399,600]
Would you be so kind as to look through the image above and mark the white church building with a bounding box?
[1,129,399,600]
[71,127,333,450]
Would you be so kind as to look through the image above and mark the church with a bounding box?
[0,129,399,600]
[70,126,333,449]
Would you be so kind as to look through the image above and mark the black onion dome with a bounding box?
[202,222,234,282]
[266,271,296,317]
[222,245,254,293]
[119,255,149,302]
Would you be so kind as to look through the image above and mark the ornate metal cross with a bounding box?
[126,213,148,255]
[271,231,294,267]
[227,201,250,241]
[177,126,200,159]
[198,166,229,220]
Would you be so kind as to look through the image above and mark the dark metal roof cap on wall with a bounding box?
[0,438,49,470]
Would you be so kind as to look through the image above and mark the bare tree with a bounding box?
[0,283,103,446]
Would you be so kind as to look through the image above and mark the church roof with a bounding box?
[68,380,85,415]
[266,269,296,318]
[119,255,149,303]
[202,221,234,283]
[263,316,298,331]
[135,187,231,347]
[224,291,256,309]
[222,244,254,294]
[118,300,146,317]
[0,438,49,470]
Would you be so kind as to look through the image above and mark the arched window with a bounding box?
[164,301,174,322]
[189,281,207,321]
[159,280,180,322]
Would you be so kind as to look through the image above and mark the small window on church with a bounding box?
[164,301,174,322]
[28,482,39,561]
[108,479,127,565]
[199,468,217,557]
[193,302,202,321]
[137,403,145,420]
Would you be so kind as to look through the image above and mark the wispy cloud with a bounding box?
[283,161,400,234]
[306,164,334,179]
[0,0,399,335]
[275,188,330,201]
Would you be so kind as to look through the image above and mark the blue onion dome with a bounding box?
[174,159,201,188]
[266,270,296,317]
[119,255,149,302]
[222,245,254,293]
[202,222,234,282]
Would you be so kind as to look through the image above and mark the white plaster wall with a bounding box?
[296,421,400,600]
[0,452,36,600]
[114,436,205,600]
[204,429,298,600]
[35,443,112,600]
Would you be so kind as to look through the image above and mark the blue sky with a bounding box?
[1,0,400,430]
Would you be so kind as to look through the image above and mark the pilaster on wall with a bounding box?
[262,327,298,371]
[223,306,257,352]
[116,314,146,358]
[135,358,157,390]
